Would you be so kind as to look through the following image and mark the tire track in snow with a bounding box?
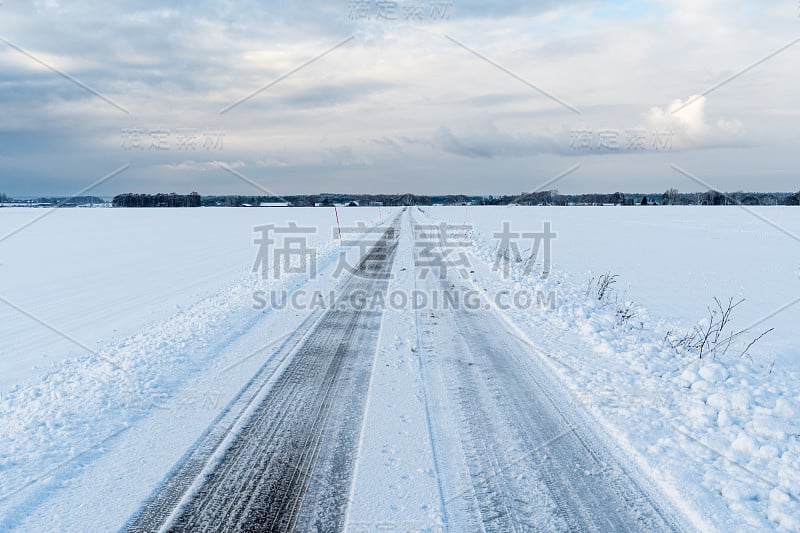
[124,216,400,532]
[409,212,451,530]
[412,210,688,532]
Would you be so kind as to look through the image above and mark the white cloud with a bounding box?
[645,95,745,150]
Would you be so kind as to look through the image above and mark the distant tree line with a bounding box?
[657,189,797,206]
[476,189,800,206]
[52,195,105,205]
[113,192,201,207]
[782,191,800,206]
[203,195,290,207]
[201,193,434,207]
[1,194,106,205]
[108,189,800,208]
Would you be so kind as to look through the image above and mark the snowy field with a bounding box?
[431,205,800,368]
[0,207,387,391]
[428,205,800,531]
[1,206,798,531]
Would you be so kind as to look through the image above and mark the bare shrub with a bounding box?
[616,301,636,328]
[665,297,774,360]
[595,271,618,301]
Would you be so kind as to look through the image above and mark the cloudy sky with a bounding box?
[0,0,798,196]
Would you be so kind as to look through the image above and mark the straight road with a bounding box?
[411,210,686,532]
[125,216,400,532]
[125,210,688,532]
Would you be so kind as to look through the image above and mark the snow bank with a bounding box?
[427,206,800,532]
[0,207,392,527]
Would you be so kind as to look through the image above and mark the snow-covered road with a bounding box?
[122,209,688,532]
[4,206,799,531]
[408,210,685,531]
[126,217,401,531]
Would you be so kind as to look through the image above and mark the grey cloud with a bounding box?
[433,124,562,158]
[0,0,797,196]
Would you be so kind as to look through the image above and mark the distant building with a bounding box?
[259,202,290,207]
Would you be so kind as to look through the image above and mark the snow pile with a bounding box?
[0,207,390,526]
[436,210,800,532]
[0,271,300,517]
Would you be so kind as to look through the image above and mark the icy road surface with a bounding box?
[126,218,400,532]
[123,209,687,532]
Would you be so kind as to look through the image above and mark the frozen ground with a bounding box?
[0,206,798,531]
